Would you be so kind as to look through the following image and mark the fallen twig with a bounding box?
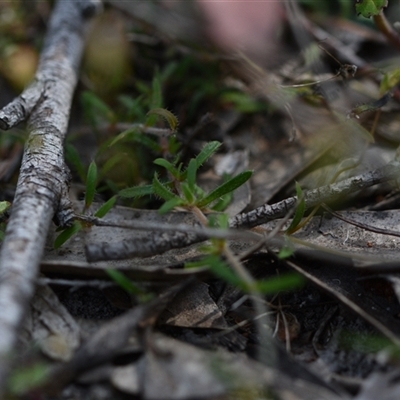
[41,279,192,395]
[83,215,262,262]
[230,160,400,229]
[84,160,400,261]
[0,0,100,392]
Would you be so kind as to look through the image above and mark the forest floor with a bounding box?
[2,1,400,399]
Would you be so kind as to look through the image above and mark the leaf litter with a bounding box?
[4,1,400,399]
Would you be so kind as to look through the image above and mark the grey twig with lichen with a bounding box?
[230,160,400,229]
[0,0,101,392]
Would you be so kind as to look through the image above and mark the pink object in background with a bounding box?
[197,1,284,61]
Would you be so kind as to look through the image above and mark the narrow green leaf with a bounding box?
[109,127,140,147]
[95,196,117,218]
[153,174,178,201]
[151,73,163,109]
[154,158,180,178]
[278,236,295,259]
[355,0,388,18]
[186,158,197,191]
[119,184,154,199]
[0,201,11,214]
[159,196,184,214]
[147,108,179,132]
[220,90,267,113]
[85,161,98,209]
[168,135,181,155]
[106,269,142,295]
[286,182,306,234]
[255,273,305,294]
[65,143,86,182]
[278,244,295,259]
[135,80,152,97]
[118,94,146,120]
[109,127,162,150]
[209,257,246,288]
[197,170,253,208]
[186,255,244,288]
[132,132,162,152]
[185,259,210,269]
[81,91,115,125]
[145,73,163,126]
[104,178,120,194]
[211,193,232,211]
[100,153,123,177]
[193,141,221,170]
[159,61,178,82]
[54,222,82,249]
[208,213,229,229]
[181,182,195,203]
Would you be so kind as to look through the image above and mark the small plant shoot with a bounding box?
[355,0,388,18]
[286,182,306,235]
[120,140,252,214]
[54,222,82,249]
[95,195,117,218]
[84,160,98,210]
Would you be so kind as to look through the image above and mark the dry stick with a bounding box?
[85,161,400,261]
[42,280,192,395]
[230,160,400,229]
[0,0,100,391]
[83,215,264,262]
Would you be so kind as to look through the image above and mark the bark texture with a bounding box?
[0,0,99,391]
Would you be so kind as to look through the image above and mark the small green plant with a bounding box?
[184,213,304,293]
[120,140,253,214]
[54,160,116,249]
